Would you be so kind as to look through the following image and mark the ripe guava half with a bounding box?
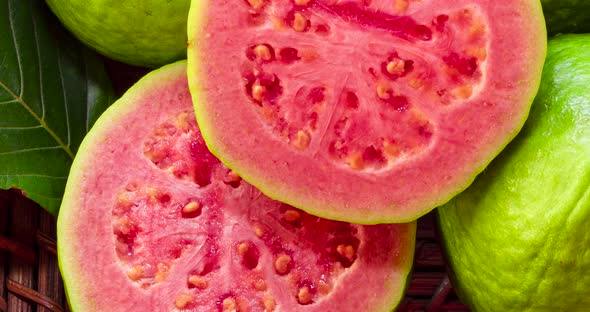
[187,0,547,224]
[437,34,590,312]
[45,0,190,67]
[57,61,417,311]
[541,0,590,36]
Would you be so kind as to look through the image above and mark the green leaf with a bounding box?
[0,0,115,215]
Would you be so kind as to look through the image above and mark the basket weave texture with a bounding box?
[1,189,67,312]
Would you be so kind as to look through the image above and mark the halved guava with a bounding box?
[187,0,547,223]
[438,34,590,312]
[57,61,416,311]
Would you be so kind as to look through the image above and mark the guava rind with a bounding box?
[187,0,547,224]
[438,34,590,312]
[45,0,190,67]
[57,60,417,312]
[541,0,590,36]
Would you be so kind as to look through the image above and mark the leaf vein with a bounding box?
[0,80,74,159]
[0,99,19,105]
[0,145,63,155]
[30,0,46,120]
[0,174,67,179]
[0,125,43,130]
[0,1,75,159]
[57,45,71,146]
[7,0,24,98]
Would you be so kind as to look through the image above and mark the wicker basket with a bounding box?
[0,189,67,312]
[0,188,469,312]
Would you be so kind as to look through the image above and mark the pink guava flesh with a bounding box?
[57,61,416,311]
[187,0,546,223]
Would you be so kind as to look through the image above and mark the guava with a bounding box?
[45,0,190,67]
[437,34,590,312]
[541,0,590,36]
[186,0,547,224]
[57,61,417,311]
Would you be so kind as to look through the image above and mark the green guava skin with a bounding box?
[541,0,590,36]
[45,0,190,68]
[438,34,590,312]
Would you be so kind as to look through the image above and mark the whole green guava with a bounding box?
[45,0,190,68]
[438,34,590,312]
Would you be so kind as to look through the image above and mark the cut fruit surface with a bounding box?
[187,0,546,223]
[57,61,416,311]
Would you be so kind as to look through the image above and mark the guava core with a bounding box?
[57,61,416,312]
[187,0,547,224]
[438,34,590,312]
[45,0,190,67]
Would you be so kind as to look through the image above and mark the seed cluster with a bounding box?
[238,1,488,173]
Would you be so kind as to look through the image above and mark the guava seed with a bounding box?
[252,82,265,102]
[381,52,413,80]
[383,141,400,158]
[376,82,392,100]
[246,0,265,10]
[253,224,265,238]
[292,13,309,32]
[274,253,292,275]
[248,44,275,62]
[245,73,284,104]
[336,244,356,262]
[284,209,302,223]
[452,84,473,99]
[297,285,314,305]
[188,275,209,289]
[294,0,312,6]
[262,295,276,311]
[347,152,365,170]
[394,0,409,12]
[293,130,311,150]
[175,294,194,309]
[237,241,260,270]
[127,265,143,281]
[175,111,192,132]
[253,278,267,291]
[222,297,237,312]
[386,59,406,76]
[155,262,169,282]
[224,170,242,188]
[182,201,202,216]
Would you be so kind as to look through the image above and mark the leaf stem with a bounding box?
[0,79,75,159]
